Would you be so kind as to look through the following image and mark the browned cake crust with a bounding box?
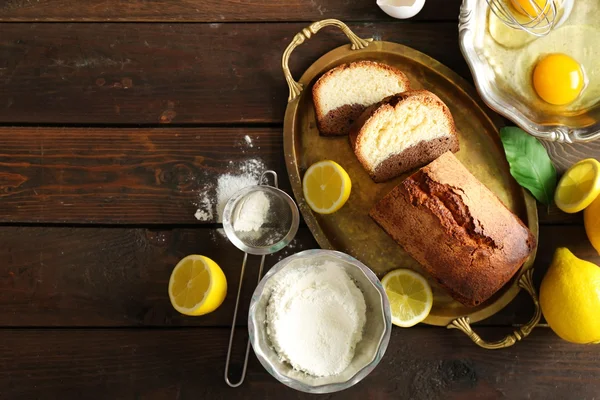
[370,152,536,307]
[369,136,459,183]
[312,61,410,136]
[349,90,459,183]
[318,104,366,138]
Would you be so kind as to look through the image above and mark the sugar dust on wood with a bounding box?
[209,228,228,243]
[194,157,268,222]
[275,238,299,262]
[194,194,213,221]
[238,135,256,152]
[216,174,257,221]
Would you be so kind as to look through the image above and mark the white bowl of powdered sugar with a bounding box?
[248,249,392,393]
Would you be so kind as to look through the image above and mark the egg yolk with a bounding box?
[533,54,584,105]
[510,0,550,17]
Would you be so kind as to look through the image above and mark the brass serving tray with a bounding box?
[282,20,540,348]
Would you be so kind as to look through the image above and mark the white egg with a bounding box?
[377,0,426,20]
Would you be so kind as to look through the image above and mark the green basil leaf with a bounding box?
[500,126,557,205]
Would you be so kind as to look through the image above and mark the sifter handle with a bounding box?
[224,253,267,387]
[259,170,279,188]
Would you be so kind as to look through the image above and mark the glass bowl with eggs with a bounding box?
[459,0,600,143]
[248,249,392,393]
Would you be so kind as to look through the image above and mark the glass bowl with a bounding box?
[248,249,392,393]
[459,0,600,143]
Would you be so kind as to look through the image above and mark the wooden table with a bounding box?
[1,1,599,398]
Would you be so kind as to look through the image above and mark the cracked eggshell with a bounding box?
[377,0,426,19]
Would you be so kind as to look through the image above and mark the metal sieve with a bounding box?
[223,170,300,388]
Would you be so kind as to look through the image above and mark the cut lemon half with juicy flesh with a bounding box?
[555,158,600,214]
[168,255,227,316]
[381,269,433,328]
[303,160,352,214]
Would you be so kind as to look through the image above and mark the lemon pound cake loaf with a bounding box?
[350,90,459,183]
[312,61,410,136]
[370,152,536,307]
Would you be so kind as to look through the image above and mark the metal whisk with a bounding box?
[486,0,557,36]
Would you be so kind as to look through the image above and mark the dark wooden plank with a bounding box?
[0,225,597,327]
[0,127,288,224]
[1,326,598,399]
[0,127,579,225]
[0,226,318,327]
[0,0,461,22]
[0,22,467,124]
[537,203,582,225]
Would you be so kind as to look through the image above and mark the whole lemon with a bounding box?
[584,195,600,255]
[540,248,600,344]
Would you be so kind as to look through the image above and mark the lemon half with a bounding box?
[302,160,351,214]
[555,158,600,213]
[168,255,227,316]
[381,269,433,328]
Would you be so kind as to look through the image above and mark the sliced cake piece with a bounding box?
[349,90,459,183]
[370,152,536,307]
[312,61,410,136]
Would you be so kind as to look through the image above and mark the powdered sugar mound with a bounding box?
[266,261,367,377]
[233,190,270,232]
[217,175,258,222]
[215,158,267,222]
[192,158,267,223]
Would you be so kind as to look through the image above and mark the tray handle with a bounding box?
[447,269,542,349]
[282,19,373,102]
